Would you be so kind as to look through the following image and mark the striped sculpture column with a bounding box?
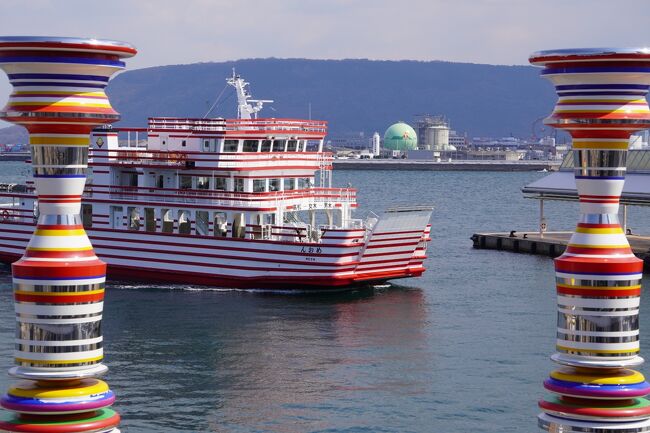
[530,48,650,432]
[0,37,136,433]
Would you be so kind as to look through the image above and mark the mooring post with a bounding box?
[539,198,546,238]
[530,48,650,432]
[0,36,136,433]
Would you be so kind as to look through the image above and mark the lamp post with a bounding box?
[0,36,136,433]
[530,48,650,432]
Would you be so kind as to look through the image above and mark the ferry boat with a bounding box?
[0,72,432,290]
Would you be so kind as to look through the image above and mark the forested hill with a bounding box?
[106,58,557,138]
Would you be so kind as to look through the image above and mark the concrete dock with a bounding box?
[471,231,650,269]
[333,159,561,171]
[0,153,30,162]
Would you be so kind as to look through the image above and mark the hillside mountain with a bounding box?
[0,125,27,145]
[1,58,558,142]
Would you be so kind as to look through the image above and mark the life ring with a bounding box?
[0,210,9,222]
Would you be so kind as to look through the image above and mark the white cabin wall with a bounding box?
[147,134,163,151]
[168,136,201,152]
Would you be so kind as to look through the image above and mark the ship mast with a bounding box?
[226,68,273,119]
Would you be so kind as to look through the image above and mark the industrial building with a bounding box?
[414,114,457,151]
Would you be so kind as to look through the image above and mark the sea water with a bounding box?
[1,161,650,432]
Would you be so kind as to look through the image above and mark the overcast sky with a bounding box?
[1,0,649,124]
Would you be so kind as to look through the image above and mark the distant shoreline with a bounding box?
[333,159,561,172]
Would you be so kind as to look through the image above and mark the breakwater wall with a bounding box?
[0,153,29,162]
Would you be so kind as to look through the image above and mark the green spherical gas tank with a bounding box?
[383,121,418,150]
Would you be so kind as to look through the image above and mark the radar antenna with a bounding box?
[226,68,273,119]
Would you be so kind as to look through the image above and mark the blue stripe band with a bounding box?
[558,91,648,96]
[575,176,626,180]
[34,175,87,179]
[547,377,648,390]
[556,84,650,90]
[0,56,124,67]
[11,82,106,88]
[3,390,113,404]
[7,73,109,82]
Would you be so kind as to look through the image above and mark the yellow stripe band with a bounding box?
[11,101,111,108]
[557,284,641,291]
[575,227,624,234]
[30,136,89,145]
[8,379,108,398]
[573,142,629,149]
[34,229,86,237]
[27,247,93,252]
[15,354,104,365]
[550,369,644,385]
[567,244,630,249]
[555,108,650,113]
[557,345,639,354]
[14,289,104,297]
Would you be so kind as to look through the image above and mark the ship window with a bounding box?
[234,178,244,192]
[145,208,156,232]
[122,172,138,187]
[214,177,226,191]
[261,140,272,152]
[243,140,259,152]
[223,140,239,152]
[285,178,296,190]
[203,140,210,152]
[196,176,210,190]
[305,140,319,152]
[298,178,311,189]
[162,209,173,233]
[179,175,192,190]
[182,140,187,147]
[298,140,305,151]
[253,179,266,192]
[214,212,227,237]
[157,175,164,188]
[128,207,141,231]
[269,178,280,192]
[232,213,245,238]
[178,210,191,234]
[287,140,298,152]
[196,211,209,236]
[273,139,286,152]
[81,204,92,229]
[264,213,276,225]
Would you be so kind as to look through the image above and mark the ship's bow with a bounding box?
[354,206,433,283]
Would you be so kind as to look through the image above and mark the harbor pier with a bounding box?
[471,231,650,268]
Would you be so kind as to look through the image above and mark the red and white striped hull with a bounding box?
[0,219,431,290]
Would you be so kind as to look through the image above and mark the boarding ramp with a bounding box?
[355,205,433,276]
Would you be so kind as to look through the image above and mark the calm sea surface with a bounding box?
[1,161,650,433]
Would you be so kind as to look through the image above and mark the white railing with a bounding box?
[87,185,356,208]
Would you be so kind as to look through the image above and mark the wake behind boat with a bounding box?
[0,71,432,290]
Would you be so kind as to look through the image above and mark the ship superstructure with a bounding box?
[0,73,432,289]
